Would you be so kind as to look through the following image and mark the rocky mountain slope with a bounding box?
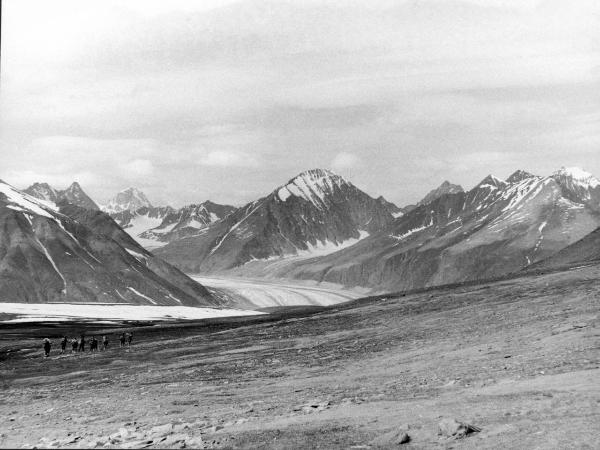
[25,182,99,210]
[155,169,395,272]
[0,180,217,306]
[532,226,600,271]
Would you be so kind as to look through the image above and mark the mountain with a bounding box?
[531,227,600,271]
[551,167,600,211]
[25,182,100,210]
[155,169,395,272]
[416,180,464,206]
[0,180,217,306]
[108,201,236,250]
[195,167,600,292]
[103,187,152,213]
[139,201,237,243]
[376,196,404,218]
[109,206,175,250]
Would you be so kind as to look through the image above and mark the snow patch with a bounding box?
[127,287,157,305]
[0,302,263,322]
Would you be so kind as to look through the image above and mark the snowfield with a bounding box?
[192,275,361,308]
[0,302,263,323]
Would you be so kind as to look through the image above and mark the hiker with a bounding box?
[102,335,109,351]
[43,338,51,357]
[90,336,98,352]
[60,336,68,354]
[119,333,126,348]
[127,332,133,347]
[71,338,78,353]
[78,335,85,352]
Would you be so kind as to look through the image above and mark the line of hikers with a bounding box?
[43,332,133,357]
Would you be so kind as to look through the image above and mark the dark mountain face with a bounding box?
[531,226,600,271]
[25,182,100,210]
[0,181,217,306]
[155,169,395,272]
[416,181,464,207]
[376,196,404,217]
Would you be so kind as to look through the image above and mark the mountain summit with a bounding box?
[552,167,600,210]
[417,180,463,207]
[103,187,153,213]
[25,181,100,210]
[156,168,395,272]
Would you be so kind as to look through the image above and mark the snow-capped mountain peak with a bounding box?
[276,168,347,207]
[552,166,600,209]
[0,180,58,218]
[24,181,100,210]
[477,174,506,190]
[553,167,600,188]
[103,187,153,213]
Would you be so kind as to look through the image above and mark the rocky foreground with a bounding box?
[0,265,599,449]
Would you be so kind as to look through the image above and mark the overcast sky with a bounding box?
[1,0,599,207]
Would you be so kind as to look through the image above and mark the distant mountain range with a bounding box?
[0,180,217,306]
[10,166,600,303]
[103,187,237,250]
[152,167,600,293]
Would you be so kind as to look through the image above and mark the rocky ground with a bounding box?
[0,265,599,449]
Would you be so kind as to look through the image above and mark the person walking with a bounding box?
[127,332,133,347]
[78,335,85,352]
[60,336,68,354]
[90,336,98,352]
[119,333,126,348]
[43,338,51,357]
[102,335,109,351]
[71,338,78,353]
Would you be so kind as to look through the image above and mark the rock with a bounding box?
[172,423,190,433]
[185,436,205,448]
[438,418,481,439]
[149,423,173,437]
[293,400,331,414]
[120,439,154,449]
[370,428,411,446]
[161,433,189,447]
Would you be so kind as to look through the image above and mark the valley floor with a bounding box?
[0,266,599,449]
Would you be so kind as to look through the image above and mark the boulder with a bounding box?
[438,418,481,439]
[370,428,411,447]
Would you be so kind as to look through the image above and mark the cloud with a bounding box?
[122,159,155,177]
[331,152,360,170]
[199,150,258,167]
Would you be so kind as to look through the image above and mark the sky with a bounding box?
[1,0,599,207]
